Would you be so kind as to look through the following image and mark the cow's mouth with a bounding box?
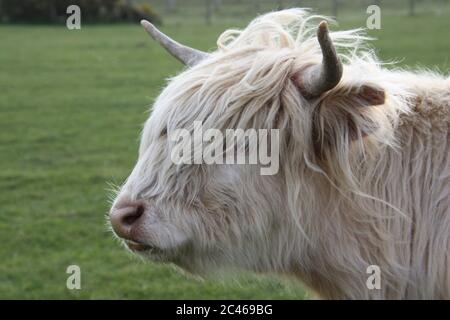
[125,240,157,252]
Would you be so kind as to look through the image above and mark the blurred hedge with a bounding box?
[0,0,162,24]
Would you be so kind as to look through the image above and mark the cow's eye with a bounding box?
[160,127,167,138]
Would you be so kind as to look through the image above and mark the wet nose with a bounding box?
[109,199,145,240]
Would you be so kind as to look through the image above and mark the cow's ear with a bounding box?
[311,84,386,160]
[355,85,385,107]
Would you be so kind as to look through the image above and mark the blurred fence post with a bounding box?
[125,0,133,21]
[165,0,177,13]
[276,0,284,10]
[205,0,212,25]
[409,0,415,16]
[332,0,338,17]
[213,0,222,11]
[438,0,445,15]
[253,0,260,14]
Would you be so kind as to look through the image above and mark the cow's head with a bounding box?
[108,10,390,275]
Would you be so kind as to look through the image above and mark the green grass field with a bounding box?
[0,7,449,299]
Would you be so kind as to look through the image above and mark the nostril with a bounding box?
[122,205,145,225]
[109,201,146,239]
[136,204,145,216]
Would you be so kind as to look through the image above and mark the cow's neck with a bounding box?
[293,76,449,299]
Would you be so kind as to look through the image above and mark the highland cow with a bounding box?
[109,9,450,299]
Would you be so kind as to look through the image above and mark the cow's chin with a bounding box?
[123,239,172,262]
[127,243,208,276]
[123,231,191,264]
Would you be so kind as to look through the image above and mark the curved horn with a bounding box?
[296,21,343,99]
[140,20,209,67]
